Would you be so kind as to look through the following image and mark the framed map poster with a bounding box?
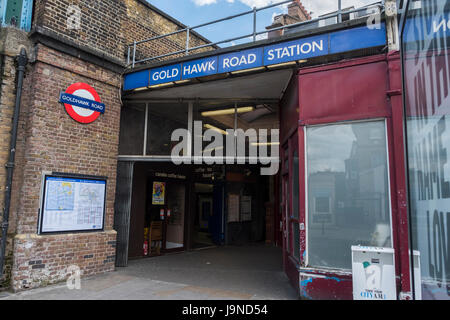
[38,173,107,234]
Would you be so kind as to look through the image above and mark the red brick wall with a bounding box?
[12,232,116,290]
[8,43,122,291]
[124,0,212,63]
[32,0,211,65]
[2,0,212,291]
[34,0,127,62]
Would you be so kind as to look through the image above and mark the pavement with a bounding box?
[0,243,299,300]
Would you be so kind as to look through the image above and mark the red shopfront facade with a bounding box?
[280,52,412,300]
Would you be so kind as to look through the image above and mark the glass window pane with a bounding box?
[402,0,450,300]
[118,104,145,155]
[306,121,391,270]
[146,103,188,156]
[193,105,233,158]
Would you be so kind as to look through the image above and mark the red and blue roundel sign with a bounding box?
[59,83,106,124]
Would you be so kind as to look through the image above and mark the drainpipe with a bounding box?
[0,48,28,278]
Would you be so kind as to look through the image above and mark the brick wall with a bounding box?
[1,0,213,291]
[0,55,16,221]
[34,0,127,62]
[0,26,35,288]
[124,0,212,63]
[33,0,212,65]
[0,55,17,287]
[7,43,121,291]
[12,231,116,290]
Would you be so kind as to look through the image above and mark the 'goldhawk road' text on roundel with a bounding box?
[59,83,106,124]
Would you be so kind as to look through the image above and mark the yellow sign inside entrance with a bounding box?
[152,182,165,205]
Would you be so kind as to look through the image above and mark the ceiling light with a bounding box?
[133,87,148,92]
[201,106,254,117]
[231,67,266,75]
[149,82,174,89]
[266,61,297,69]
[204,146,224,153]
[250,142,280,146]
[174,80,191,84]
[204,124,229,135]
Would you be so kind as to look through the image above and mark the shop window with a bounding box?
[306,120,391,270]
[315,196,330,213]
[401,0,450,300]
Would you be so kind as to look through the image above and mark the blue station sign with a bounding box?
[150,64,182,85]
[59,92,106,114]
[218,48,264,73]
[263,34,328,65]
[183,56,218,79]
[124,23,387,91]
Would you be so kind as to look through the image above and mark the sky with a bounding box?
[147,0,376,46]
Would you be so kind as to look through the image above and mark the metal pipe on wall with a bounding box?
[0,48,28,278]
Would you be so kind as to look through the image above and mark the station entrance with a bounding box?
[114,69,290,291]
[113,0,398,299]
[126,162,273,259]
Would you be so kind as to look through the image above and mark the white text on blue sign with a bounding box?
[183,57,217,79]
[59,93,105,114]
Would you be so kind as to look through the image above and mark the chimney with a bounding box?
[288,0,309,21]
[266,1,311,39]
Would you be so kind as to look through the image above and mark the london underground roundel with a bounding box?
[59,83,106,124]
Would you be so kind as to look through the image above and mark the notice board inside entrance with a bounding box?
[38,173,107,234]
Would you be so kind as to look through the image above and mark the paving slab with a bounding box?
[1,244,299,300]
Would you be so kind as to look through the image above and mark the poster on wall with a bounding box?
[152,182,166,205]
[39,174,106,234]
[227,194,240,223]
[240,196,252,222]
[351,246,396,300]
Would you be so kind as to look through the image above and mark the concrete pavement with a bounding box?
[0,244,299,300]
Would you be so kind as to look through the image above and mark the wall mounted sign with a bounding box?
[39,173,107,234]
[240,196,252,222]
[60,83,105,124]
[351,246,396,300]
[227,194,240,223]
[152,182,166,205]
[124,23,387,91]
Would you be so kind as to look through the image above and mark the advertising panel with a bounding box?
[352,246,396,300]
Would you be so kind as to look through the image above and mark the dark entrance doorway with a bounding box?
[194,183,215,249]
[144,178,187,255]
[122,161,274,261]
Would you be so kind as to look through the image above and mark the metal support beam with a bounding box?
[143,103,149,156]
[187,102,193,157]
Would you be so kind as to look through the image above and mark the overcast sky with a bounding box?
[148,0,377,45]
